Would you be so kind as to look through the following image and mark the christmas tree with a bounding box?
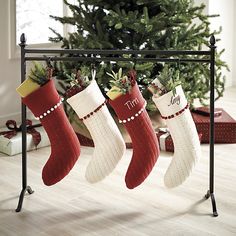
[49,0,228,114]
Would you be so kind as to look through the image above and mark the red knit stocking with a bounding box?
[109,83,160,189]
[22,80,80,186]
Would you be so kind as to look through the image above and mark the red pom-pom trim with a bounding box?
[79,100,107,121]
[161,104,189,120]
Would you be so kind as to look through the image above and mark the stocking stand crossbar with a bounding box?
[16,33,218,217]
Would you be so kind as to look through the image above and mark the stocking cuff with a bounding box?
[109,83,146,121]
[35,97,64,120]
[22,79,61,118]
[67,80,105,119]
[152,85,188,117]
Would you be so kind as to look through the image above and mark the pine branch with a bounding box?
[48,0,228,113]
[28,62,49,86]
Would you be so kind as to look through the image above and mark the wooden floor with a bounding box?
[0,87,236,236]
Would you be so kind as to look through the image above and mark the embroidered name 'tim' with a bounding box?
[124,98,139,110]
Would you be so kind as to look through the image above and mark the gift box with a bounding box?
[156,128,203,152]
[76,126,202,152]
[191,108,236,143]
[0,120,50,156]
[156,128,175,152]
[73,110,166,149]
[76,132,94,147]
[75,132,134,148]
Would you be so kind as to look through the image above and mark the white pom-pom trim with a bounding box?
[118,101,146,124]
[35,98,64,120]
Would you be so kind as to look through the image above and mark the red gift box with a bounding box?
[76,132,133,148]
[191,108,236,143]
[76,132,94,147]
[76,128,202,152]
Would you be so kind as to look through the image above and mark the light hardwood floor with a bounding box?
[0,87,236,236]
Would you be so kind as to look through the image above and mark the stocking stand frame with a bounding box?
[16,33,218,217]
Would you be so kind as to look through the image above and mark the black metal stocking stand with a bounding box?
[16,33,218,217]
[16,34,34,212]
[204,36,218,217]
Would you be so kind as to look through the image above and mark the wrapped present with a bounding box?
[156,128,203,152]
[0,120,50,156]
[75,132,134,148]
[192,108,236,143]
[73,110,166,149]
[76,126,202,152]
[156,128,175,152]
[76,132,94,147]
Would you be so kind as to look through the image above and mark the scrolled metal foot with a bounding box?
[15,186,34,212]
[204,190,218,217]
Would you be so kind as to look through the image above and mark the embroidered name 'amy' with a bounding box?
[124,98,139,110]
[168,95,180,106]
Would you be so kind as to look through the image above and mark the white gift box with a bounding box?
[0,125,50,156]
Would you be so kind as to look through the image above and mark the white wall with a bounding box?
[194,0,209,13]
[234,2,236,86]
[0,0,22,127]
[195,0,235,87]
[208,0,235,88]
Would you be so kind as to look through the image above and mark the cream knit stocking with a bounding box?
[153,85,201,188]
[67,80,125,183]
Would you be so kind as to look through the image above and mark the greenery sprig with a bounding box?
[28,62,50,86]
[64,66,92,98]
[107,68,136,94]
[149,64,181,97]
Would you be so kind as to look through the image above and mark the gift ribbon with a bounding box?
[156,128,171,151]
[160,133,170,150]
[0,120,42,147]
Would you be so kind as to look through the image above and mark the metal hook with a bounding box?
[91,61,96,80]
[47,57,53,68]
[178,58,181,70]
[42,55,53,68]
[133,55,137,70]
[176,58,180,69]
[42,56,54,80]
[175,58,181,82]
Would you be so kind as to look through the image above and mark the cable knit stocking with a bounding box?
[67,80,125,183]
[109,83,159,189]
[22,80,81,186]
[152,85,201,188]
